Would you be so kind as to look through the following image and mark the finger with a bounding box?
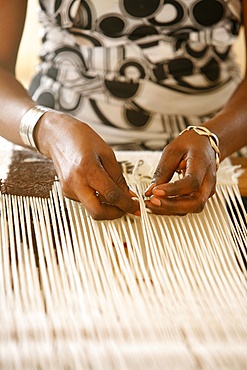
[96,188,138,203]
[90,156,139,215]
[60,158,139,217]
[151,147,185,186]
[145,159,187,197]
[80,181,139,218]
[152,174,202,198]
[144,182,155,197]
[77,187,126,220]
[64,185,139,220]
[145,172,215,215]
[145,193,204,215]
[152,154,216,198]
[103,162,139,200]
[100,152,131,193]
[144,150,185,198]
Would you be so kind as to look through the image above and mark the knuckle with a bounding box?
[209,185,216,198]
[115,173,126,187]
[62,184,71,198]
[104,188,121,204]
[90,208,123,221]
[88,206,106,220]
[60,174,74,197]
[90,211,103,221]
[63,169,80,192]
[153,166,167,180]
[163,144,184,158]
[195,203,205,213]
[193,198,206,213]
[187,175,201,192]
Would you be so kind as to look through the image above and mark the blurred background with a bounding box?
[16,1,246,88]
[16,0,40,88]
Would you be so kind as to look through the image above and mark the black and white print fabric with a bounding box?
[30,0,243,150]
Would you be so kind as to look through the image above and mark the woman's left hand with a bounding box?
[144,129,218,215]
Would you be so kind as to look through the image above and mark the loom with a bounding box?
[0,137,247,370]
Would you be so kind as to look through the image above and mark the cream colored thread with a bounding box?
[0,153,247,369]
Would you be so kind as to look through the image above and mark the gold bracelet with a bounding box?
[20,105,52,151]
[179,125,221,171]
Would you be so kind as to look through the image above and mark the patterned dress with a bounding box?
[30,0,243,151]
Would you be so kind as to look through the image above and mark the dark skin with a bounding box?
[145,2,247,215]
[0,1,139,220]
[0,1,247,220]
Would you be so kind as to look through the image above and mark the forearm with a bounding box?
[0,66,36,146]
[203,77,247,161]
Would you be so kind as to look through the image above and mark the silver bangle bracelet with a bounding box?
[179,125,221,171]
[19,105,52,151]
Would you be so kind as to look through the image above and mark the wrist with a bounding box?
[179,125,221,170]
[33,109,60,158]
[202,111,239,161]
[19,105,53,154]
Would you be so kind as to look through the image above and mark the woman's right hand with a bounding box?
[35,110,139,220]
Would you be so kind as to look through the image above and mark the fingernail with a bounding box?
[153,189,166,196]
[150,197,161,206]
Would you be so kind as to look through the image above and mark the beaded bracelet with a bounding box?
[179,125,221,171]
[19,105,52,151]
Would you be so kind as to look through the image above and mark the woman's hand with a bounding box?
[145,129,218,215]
[35,111,139,220]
